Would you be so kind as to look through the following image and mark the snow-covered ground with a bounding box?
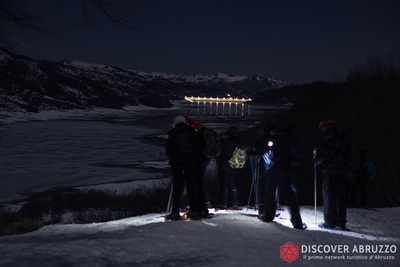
[1,104,399,266]
[0,206,399,266]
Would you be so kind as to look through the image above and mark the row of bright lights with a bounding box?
[184,96,252,103]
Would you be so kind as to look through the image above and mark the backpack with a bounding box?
[176,130,194,154]
[203,128,222,158]
[229,147,247,169]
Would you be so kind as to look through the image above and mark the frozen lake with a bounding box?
[0,102,282,205]
[0,120,167,203]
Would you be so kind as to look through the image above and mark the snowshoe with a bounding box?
[294,223,307,230]
[183,210,201,220]
[318,223,335,229]
[165,212,181,221]
[257,213,273,223]
[229,206,243,211]
[334,225,349,231]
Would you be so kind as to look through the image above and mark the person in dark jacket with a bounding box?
[247,123,277,222]
[273,127,306,229]
[313,120,352,230]
[188,118,211,217]
[248,123,278,222]
[219,126,242,209]
[165,115,200,220]
[349,149,369,208]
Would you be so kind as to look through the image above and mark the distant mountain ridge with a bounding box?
[0,48,292,112]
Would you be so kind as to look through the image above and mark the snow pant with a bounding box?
[258,169,277,221]
[258,168,303,226]
[196,158,209,212]
[349,177,367,207]
[249,156,259,207]
[170,162,197,213]
[322,173,349,228]
[220,172,238,207]
[277,168,303,227]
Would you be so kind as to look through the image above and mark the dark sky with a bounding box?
[11,0,400,84]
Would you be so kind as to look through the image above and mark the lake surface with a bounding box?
[182,101,283,117]
[0,102,280,204]
[0,120,166,203]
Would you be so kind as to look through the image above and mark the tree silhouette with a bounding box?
[0,0,142,46]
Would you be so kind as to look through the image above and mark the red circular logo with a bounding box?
[280,242,299,263]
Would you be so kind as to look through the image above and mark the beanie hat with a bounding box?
[318,120,334,132]
[192,121,204,129]
[318,120,333,129]
[184,116,194,126]
[173,115,187,127]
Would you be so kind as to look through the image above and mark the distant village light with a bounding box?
[184,96,252,103]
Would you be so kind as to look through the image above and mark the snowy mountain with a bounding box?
[0,48,291,112]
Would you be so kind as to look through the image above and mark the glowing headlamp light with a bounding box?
[268,141,274,147]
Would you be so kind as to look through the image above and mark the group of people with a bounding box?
[164,115,208,220]
[165,115,370,231]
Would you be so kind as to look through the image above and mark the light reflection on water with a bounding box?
[184,101,252,116]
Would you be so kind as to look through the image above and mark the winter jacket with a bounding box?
[274,133,302,170]
[249,136,276,174]
[313,125,352,176]
[165,123,199,164]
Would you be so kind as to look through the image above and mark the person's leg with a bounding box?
[349,178,361,207]
[170,164,184,213]
[337,174,348,228]
[279,169,302,227]
[220,172,229,208]
[184,162,198,212]
[257,172,267,215]
[196,159,208,212]
[263,170,279,222]
[227,173,238,207]
[322,174,337,228]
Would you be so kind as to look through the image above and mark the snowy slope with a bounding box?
[0,206,399,266]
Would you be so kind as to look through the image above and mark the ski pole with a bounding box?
[255,156,260,209]
[276,187,280,210]
[314,163,317,226]
[166,184,173,213]
[246,172,254,209]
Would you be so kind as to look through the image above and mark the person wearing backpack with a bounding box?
[248,122,278,222]
[313,120,352,230]
[349,149,370,208]
[189,119,213,217]
[273,126,307,230]
[165,115,201,220]
[219,126,243,209]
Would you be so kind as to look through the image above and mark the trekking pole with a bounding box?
[276,187,280,210]
[314,163,317,226]
[255,156,260,210]
[166,184,173,213]
[246,176,254,209]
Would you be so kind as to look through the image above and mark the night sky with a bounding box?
[10,0,400,84]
